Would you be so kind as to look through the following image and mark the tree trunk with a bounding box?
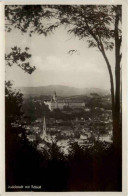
[113,54,121,155]
[101,49,121,153]
[100,49,115,129]
[113,6,122,156]
[101,44,122,189]
[100,33,121,155]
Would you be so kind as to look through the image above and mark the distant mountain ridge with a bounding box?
[15,85,109,97]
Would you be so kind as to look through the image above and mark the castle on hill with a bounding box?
[44,91,85,111]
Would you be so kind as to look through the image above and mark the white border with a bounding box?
[0,0,127,195]
[0,1,5,196]
[122,1,127,195]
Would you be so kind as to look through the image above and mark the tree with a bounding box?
[5,5,122,152]
[5,46,38,190]
[54,5,122,153]
[5,46,36,126]
[5,80,23,124]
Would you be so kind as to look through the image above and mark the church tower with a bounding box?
[53,91,57,102]
[41,116,47,139]
[40,116,52,144]
[51,91,58,110]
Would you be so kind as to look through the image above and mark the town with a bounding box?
[12,92,113,155]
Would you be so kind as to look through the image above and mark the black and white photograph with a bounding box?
[3,1,126,193]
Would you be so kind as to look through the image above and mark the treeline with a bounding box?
[6,126,121,192]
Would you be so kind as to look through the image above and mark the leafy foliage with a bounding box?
[22,99,50,122]
[5,5,59,36]
[56,5,121,52]
[5,80,23,123]
[5,5,122,58]
[68,50,80,55]
[5,46,35,74]
[5,45,36,124]
[6,126,121,191]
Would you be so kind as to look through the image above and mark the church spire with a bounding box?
[41,116,47,139]
[53,91,57,102]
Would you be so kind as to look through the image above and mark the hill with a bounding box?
[15,85,109,97]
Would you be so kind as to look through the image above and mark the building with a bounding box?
[44,92,86,111]
[40,116,52,143]
[99,133,112,143]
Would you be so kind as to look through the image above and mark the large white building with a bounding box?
[44,92,85,111]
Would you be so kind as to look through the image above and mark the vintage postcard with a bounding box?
[0,0,127,195]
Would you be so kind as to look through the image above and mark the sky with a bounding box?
[5,24,115,90]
